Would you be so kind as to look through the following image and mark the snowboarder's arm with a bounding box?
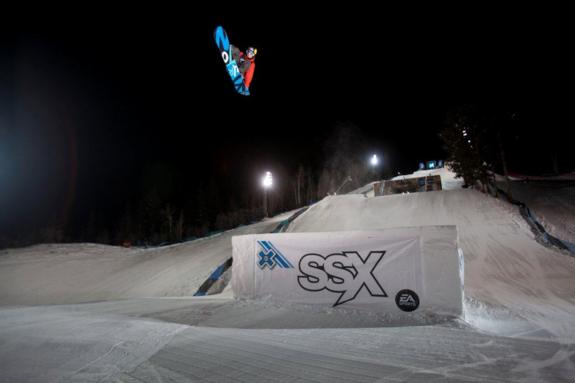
[231,46,242,63]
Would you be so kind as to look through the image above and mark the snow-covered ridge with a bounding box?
[0,212,293,306]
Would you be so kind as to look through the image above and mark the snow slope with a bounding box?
[287,188,575,342]
[499,180,575,244]
[348,181,377,195]
[2,296,574,382]
[0,212,293,306]
[1,169,575,382]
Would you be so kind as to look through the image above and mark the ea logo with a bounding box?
[297,251,387,307]
[395,289,419,312]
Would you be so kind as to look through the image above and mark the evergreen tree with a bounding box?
[440,105,491,190]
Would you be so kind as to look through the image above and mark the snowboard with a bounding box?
[214,26,250,96]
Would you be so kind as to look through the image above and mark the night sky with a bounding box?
[0,7,572,236]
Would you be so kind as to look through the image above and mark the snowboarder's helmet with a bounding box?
[247,47,257,57]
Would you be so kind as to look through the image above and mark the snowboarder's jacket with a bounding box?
[239,52,256,88]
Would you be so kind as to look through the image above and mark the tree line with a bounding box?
[1,124,384,249]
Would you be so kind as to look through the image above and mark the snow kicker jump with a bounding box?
[232,227,463,317]
[214,26,257,96]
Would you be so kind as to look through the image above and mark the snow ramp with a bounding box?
[0,212,294,306]
[287,188,575,341]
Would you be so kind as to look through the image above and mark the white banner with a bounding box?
[232,226,462,316]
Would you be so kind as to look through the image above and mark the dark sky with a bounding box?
[0,6,572,233]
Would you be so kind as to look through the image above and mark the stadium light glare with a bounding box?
[262,171,273,189]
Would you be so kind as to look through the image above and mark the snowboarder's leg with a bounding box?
[231,46,241,63]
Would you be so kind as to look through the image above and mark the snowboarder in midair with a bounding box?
[231,45,257,89]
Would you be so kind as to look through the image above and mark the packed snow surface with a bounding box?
[1,169,575,382]
[0,212,292,306]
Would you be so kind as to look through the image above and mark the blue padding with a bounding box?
[193,206,312,296]
[495,185,574,255]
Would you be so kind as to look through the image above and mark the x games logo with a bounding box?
[257,241,294,270]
